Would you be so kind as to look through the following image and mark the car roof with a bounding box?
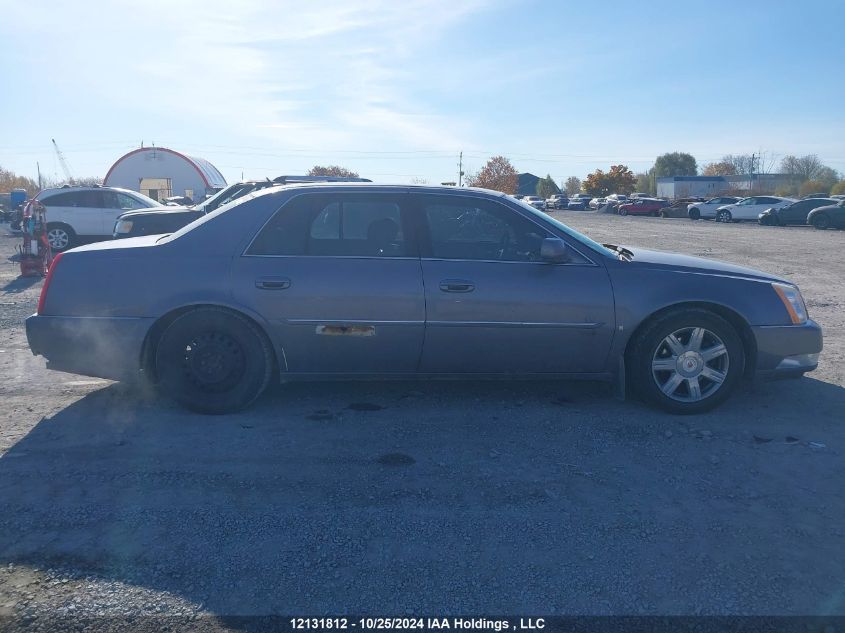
[37,185,146,197]
[243,182,511,201]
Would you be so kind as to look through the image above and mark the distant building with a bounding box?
[104,147,227,202]
[723,173,794,193]
[656,176,726,199]
[657,174,794,199]
[516,172,541,196]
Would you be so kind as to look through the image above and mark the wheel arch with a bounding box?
[810,211,830,227]
[140,303,282,382]
[623,301,757,379]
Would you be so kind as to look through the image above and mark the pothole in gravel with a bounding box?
[376,452,415,466]
[347,402,384,411]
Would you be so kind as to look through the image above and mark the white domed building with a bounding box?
[103,146,227,203]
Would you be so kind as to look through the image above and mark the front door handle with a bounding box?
[439,279,475,293]
[255,277,291,290]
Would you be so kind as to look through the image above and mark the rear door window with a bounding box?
[41,191,92,207]
[247,193,411,258]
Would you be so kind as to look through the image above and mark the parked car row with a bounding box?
[758,198,845,229]
[545,190,845,230]
[686,195,845,229]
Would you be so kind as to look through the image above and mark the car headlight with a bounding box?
[114,219,133,234]
[772,282,808,324]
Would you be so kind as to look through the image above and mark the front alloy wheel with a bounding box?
[651,327,729,403]
[717,210,732,223]
[629,308,744,414]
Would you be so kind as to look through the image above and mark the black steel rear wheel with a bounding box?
[155,308,273,414]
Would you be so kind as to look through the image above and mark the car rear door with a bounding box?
[44,189,102,235]
[781,201,807,224]
[413,193,615,375]
[231,191,425,374]
[99,191,151,235]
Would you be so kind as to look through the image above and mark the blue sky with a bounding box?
[1,0,843,186]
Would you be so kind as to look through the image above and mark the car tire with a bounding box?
[717,210,732,223]
[627,308,745,415]
[619,208,628,216]
[688,208,700,220]
[155,307,274,414]
[45,223,76,251]
[812,213,831,230]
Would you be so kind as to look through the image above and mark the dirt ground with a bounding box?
[0,214,843,626]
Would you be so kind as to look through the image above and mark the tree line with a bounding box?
[4,155,842,201]
[0,166,102,197]
[464,152,844,198]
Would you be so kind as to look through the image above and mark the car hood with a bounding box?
[624,247,787,283]
[809,204,842,214]
[117,206,195,219]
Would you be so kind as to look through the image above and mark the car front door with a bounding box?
[702,199,722,217]
[414,194,615,375]
[731,197,759,220]
[231,191,425,374]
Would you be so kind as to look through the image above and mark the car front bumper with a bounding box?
[752,319,823,378]
[26,314,155,382]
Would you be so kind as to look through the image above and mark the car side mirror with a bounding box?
[540,238,570,263]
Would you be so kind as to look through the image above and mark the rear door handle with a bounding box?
[255,277,291,290]
[439,279,475,293]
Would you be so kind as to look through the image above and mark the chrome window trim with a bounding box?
[242,189,601,266]
[241,253,594,266]
[420,256,597,268]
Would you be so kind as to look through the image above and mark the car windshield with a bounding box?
[127,191,163,207]
[513,197,615,257]
[196,183,260,212]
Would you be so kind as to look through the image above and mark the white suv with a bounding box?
[36,186,161,251]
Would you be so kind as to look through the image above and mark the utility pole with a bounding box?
[458,152,464,187]
[36,162,42,190]
[750,152,756,193]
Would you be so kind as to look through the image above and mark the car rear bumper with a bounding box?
[752,320,823,378]
[25,314,154,381]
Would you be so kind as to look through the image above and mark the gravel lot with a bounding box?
[1,214,844,626]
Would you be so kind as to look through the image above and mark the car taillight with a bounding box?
[37,253,64,315]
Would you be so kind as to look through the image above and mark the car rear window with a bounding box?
[247,194,408,258]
